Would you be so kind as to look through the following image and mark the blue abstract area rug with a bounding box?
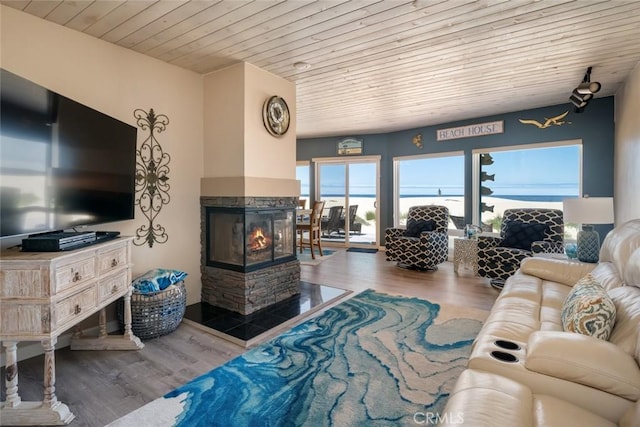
[109,290,486,427]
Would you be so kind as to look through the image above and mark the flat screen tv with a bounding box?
[0,69,137,238]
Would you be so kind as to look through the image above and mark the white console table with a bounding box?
[0,237,143,425]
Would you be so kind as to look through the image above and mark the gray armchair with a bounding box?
[477,208,564,288]
[385,205,449,270]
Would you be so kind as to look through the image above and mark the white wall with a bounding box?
[244,62,297,181]
[202,62,297,182]
[615,61,640,224]
[202,63,245,178]
[1,6,205,305]
[201,61,298,197]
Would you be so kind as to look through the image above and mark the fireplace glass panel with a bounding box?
[209,210,244,267]
[274,210,294,260]
[207,207,295,272]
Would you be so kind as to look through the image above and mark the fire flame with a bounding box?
[249,227,271,251]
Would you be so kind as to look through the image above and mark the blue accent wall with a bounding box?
[297,97,615,241]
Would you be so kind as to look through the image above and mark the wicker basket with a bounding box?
[119,281,187,340]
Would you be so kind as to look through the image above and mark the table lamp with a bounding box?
[562,197,614,263]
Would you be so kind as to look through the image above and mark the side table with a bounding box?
[453,238,479,275]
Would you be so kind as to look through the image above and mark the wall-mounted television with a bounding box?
[0,68,137,238]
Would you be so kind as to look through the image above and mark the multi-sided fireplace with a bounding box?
[200,197,300,315]
[206,206,296,272]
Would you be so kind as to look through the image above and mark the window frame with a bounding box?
[392,150,465,230]
[471,139,583,232]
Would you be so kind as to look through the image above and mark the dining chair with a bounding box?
[297,200,325,259]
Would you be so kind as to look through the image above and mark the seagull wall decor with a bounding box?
[518,111,571,129]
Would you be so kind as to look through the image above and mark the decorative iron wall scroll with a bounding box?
[133,108,170,247]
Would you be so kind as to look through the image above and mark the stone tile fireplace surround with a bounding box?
[200,196,300,315]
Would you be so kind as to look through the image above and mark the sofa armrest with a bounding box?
[525,331,640,400]
[519,257,596,286]
[419,230,448,245]
[531,240,564,254]
[384,227,404,243]
[477,235,501,250]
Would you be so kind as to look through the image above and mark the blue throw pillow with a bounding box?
[132,268,188,294]
[404,219,435,237]
[500,221,548,250]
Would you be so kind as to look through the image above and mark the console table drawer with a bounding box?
[55,257,96,293]
[98,246,128,275]
[98,271,129,304]
[0,301,52,335]
[56,286,97,329]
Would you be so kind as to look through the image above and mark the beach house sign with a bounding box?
[437,121,503,141]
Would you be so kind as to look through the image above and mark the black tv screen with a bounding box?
[0,69,137,238]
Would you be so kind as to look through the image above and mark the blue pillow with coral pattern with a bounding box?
[132,268,188,294]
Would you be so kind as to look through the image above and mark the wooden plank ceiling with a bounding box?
[4,0,640,138]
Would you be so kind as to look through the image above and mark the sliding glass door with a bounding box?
[315,156,380,247]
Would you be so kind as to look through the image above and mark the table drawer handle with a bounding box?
[74,304,82,315]
[73,271,81,282]
[111,258,119,267]
[111,285,119,294]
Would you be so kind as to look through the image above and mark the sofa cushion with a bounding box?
[599,219,640,283]
[624,248,640,287]
[403,218,435,237]
[561,274,616,340]
[501,221,548,250]
[590,262,624,291]
[520,257,596,287]
[526,331,640,401]
[607,285,640,355]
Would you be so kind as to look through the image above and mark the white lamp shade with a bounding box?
[563,197,614,224]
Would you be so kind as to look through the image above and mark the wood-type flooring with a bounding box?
[0,249,497,426]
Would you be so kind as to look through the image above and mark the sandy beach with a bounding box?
[320,195,575,239]
[334,195,564,222]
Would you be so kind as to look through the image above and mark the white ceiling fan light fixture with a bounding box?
[569,66,601,113]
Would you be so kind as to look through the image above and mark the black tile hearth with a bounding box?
[183,281,348,342]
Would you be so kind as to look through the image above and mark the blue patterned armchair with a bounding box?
[385,205,450,270]
[477,208,564,288]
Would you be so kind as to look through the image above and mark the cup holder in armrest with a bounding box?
[494,340,521,351]
[490,351,519,363]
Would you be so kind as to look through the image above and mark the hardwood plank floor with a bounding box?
[1,251,497,426]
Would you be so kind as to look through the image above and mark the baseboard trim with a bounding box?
[0,320,121,367]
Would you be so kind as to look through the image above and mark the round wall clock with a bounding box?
[262,95,290,137]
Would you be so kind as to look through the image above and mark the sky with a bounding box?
[297,144,581,198]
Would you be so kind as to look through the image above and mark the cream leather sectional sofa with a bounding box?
[443,219,640,426]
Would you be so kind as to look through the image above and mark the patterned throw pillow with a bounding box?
[561,274,616,340]
[404,219,435,238]
[132,268,188,294]
[500,221,548,250]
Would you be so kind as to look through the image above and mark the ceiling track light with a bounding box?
[569,90,592,108]
[576,81,601,95]
[569,66,601,113]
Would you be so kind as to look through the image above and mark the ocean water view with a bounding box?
[315,194,576,203]
[302,193,578,240]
